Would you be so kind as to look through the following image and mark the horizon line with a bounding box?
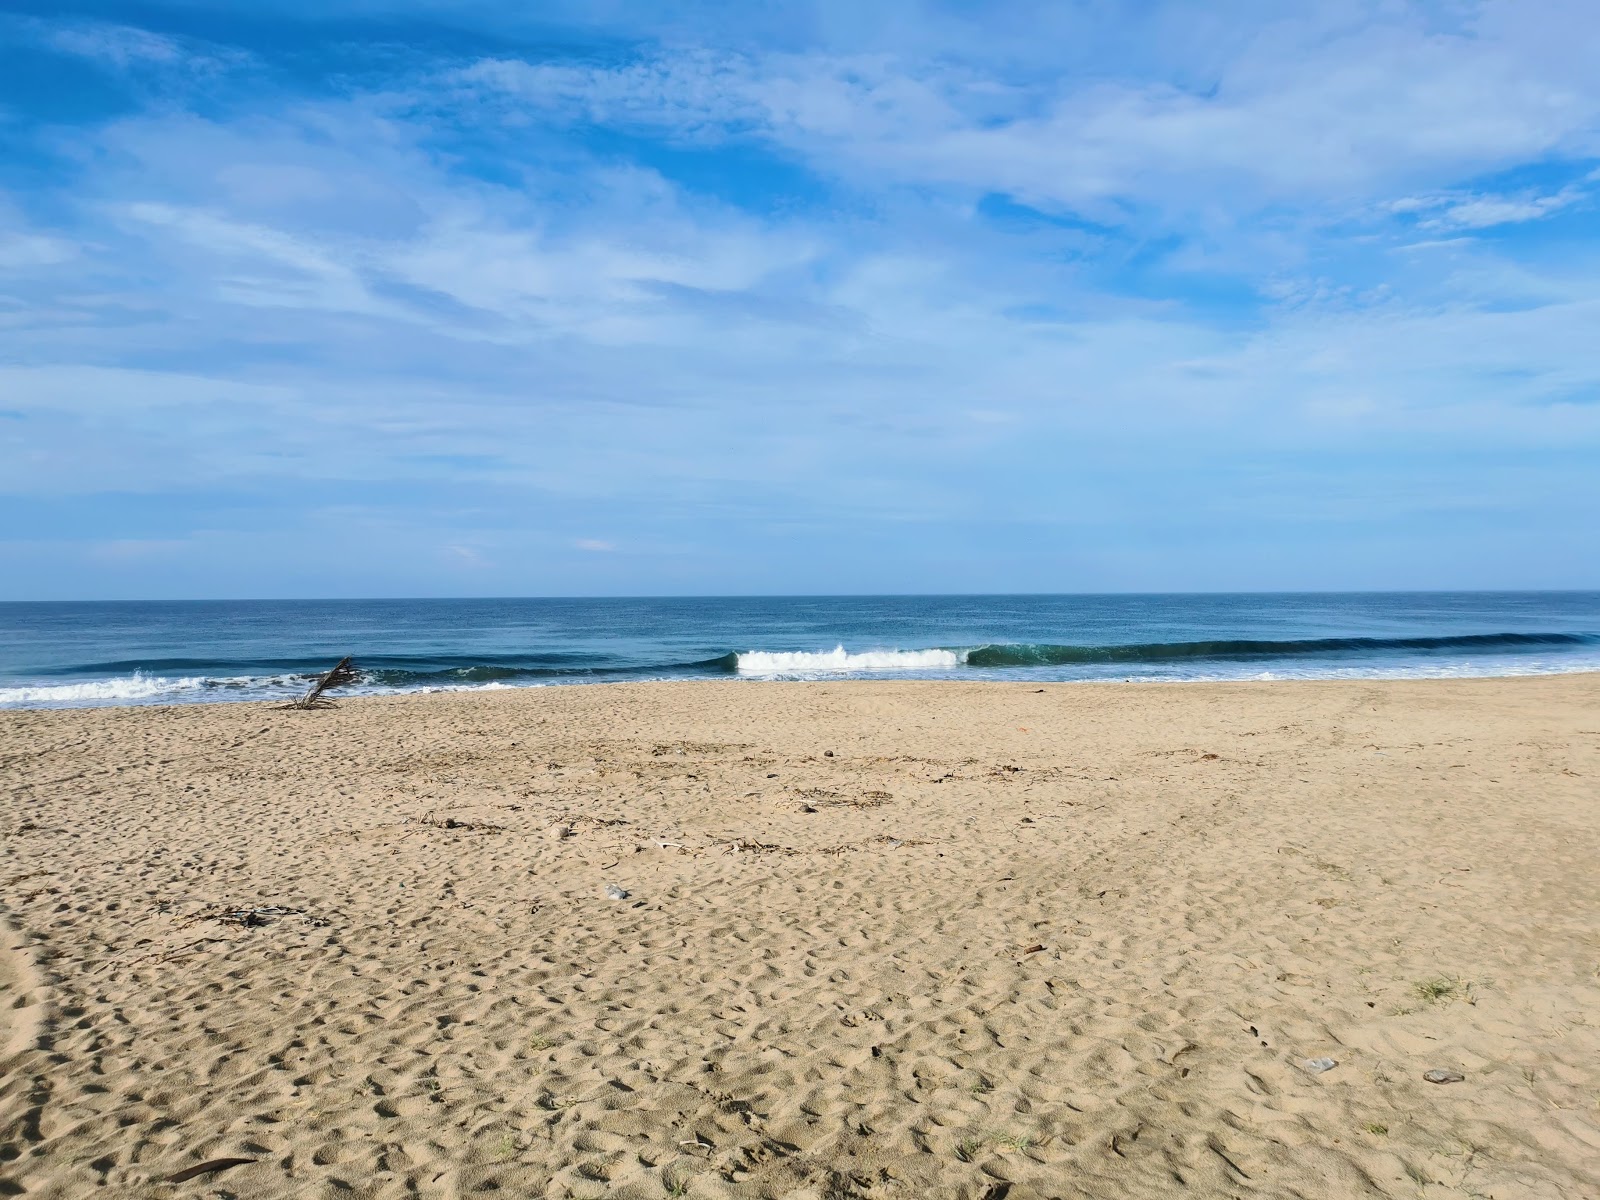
[4,587,1598,605]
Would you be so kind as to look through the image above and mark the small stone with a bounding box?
[1423,1069,1465,1084]
[547,824,571,842]
[604,883,629,901]
[824,750,834,757]
[1302,1057,1338,1074]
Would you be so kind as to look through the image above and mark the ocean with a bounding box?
[2,592,1597,709]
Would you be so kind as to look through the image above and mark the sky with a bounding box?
[1,0,1598,599]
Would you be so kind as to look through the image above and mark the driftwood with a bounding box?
[282,656,357,709]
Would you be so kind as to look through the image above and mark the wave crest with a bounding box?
[962,631,1596,667]
[735,647,961,674]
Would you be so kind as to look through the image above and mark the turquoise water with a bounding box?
[2,592,1598,708]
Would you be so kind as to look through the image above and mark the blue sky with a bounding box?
[1,0,1597,599]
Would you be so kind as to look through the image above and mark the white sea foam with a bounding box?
[735,646,961,674]
[0,672,210,707]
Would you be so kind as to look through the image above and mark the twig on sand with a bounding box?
[167,1157,258,1183]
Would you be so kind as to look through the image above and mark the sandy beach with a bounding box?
[1,675,1597,1199]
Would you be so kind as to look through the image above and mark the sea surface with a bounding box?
[2,592,1598,709]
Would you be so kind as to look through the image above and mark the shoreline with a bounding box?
[3,673,1597,1198]
[6,664,1600,714]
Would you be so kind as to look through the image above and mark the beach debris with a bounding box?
[720,834,928,857]
[167,1157,258,1183]
[723,837,786,855]
[1302,1057,1338,1074]
[650,838,684,849]
[548,824,572,842]
[567,814,631,830]
[604,883,630,900]
[178,904,327,930]
[1423,1068,1465,1084]
[281,655,358,710]
[408,811,505,835]
[798,788,892,810]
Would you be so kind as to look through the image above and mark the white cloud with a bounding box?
[25,17,247,75]
[1389,181,1591,230]
[385,180,821,339]
[455,52,766,133]
[1429,189,1587,229]
[454,2,1600,218]
[116,201,391,315]
[45,22,187,67]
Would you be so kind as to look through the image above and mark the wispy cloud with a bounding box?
[453,7,1600,220]
[44,22,188,67]
[1391,178,1594,230]
[22,17,247,74]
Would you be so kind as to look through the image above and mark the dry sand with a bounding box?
[1,676,1598,1200]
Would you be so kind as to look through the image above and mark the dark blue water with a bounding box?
[2,593,1598,708]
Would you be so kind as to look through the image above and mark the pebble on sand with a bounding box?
[605,883,630,900]
[1302,1057,1338,1074]
[1423,1069,1465,1084]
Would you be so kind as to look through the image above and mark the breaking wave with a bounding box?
[0,672,212,706]
[733,647,961,674]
